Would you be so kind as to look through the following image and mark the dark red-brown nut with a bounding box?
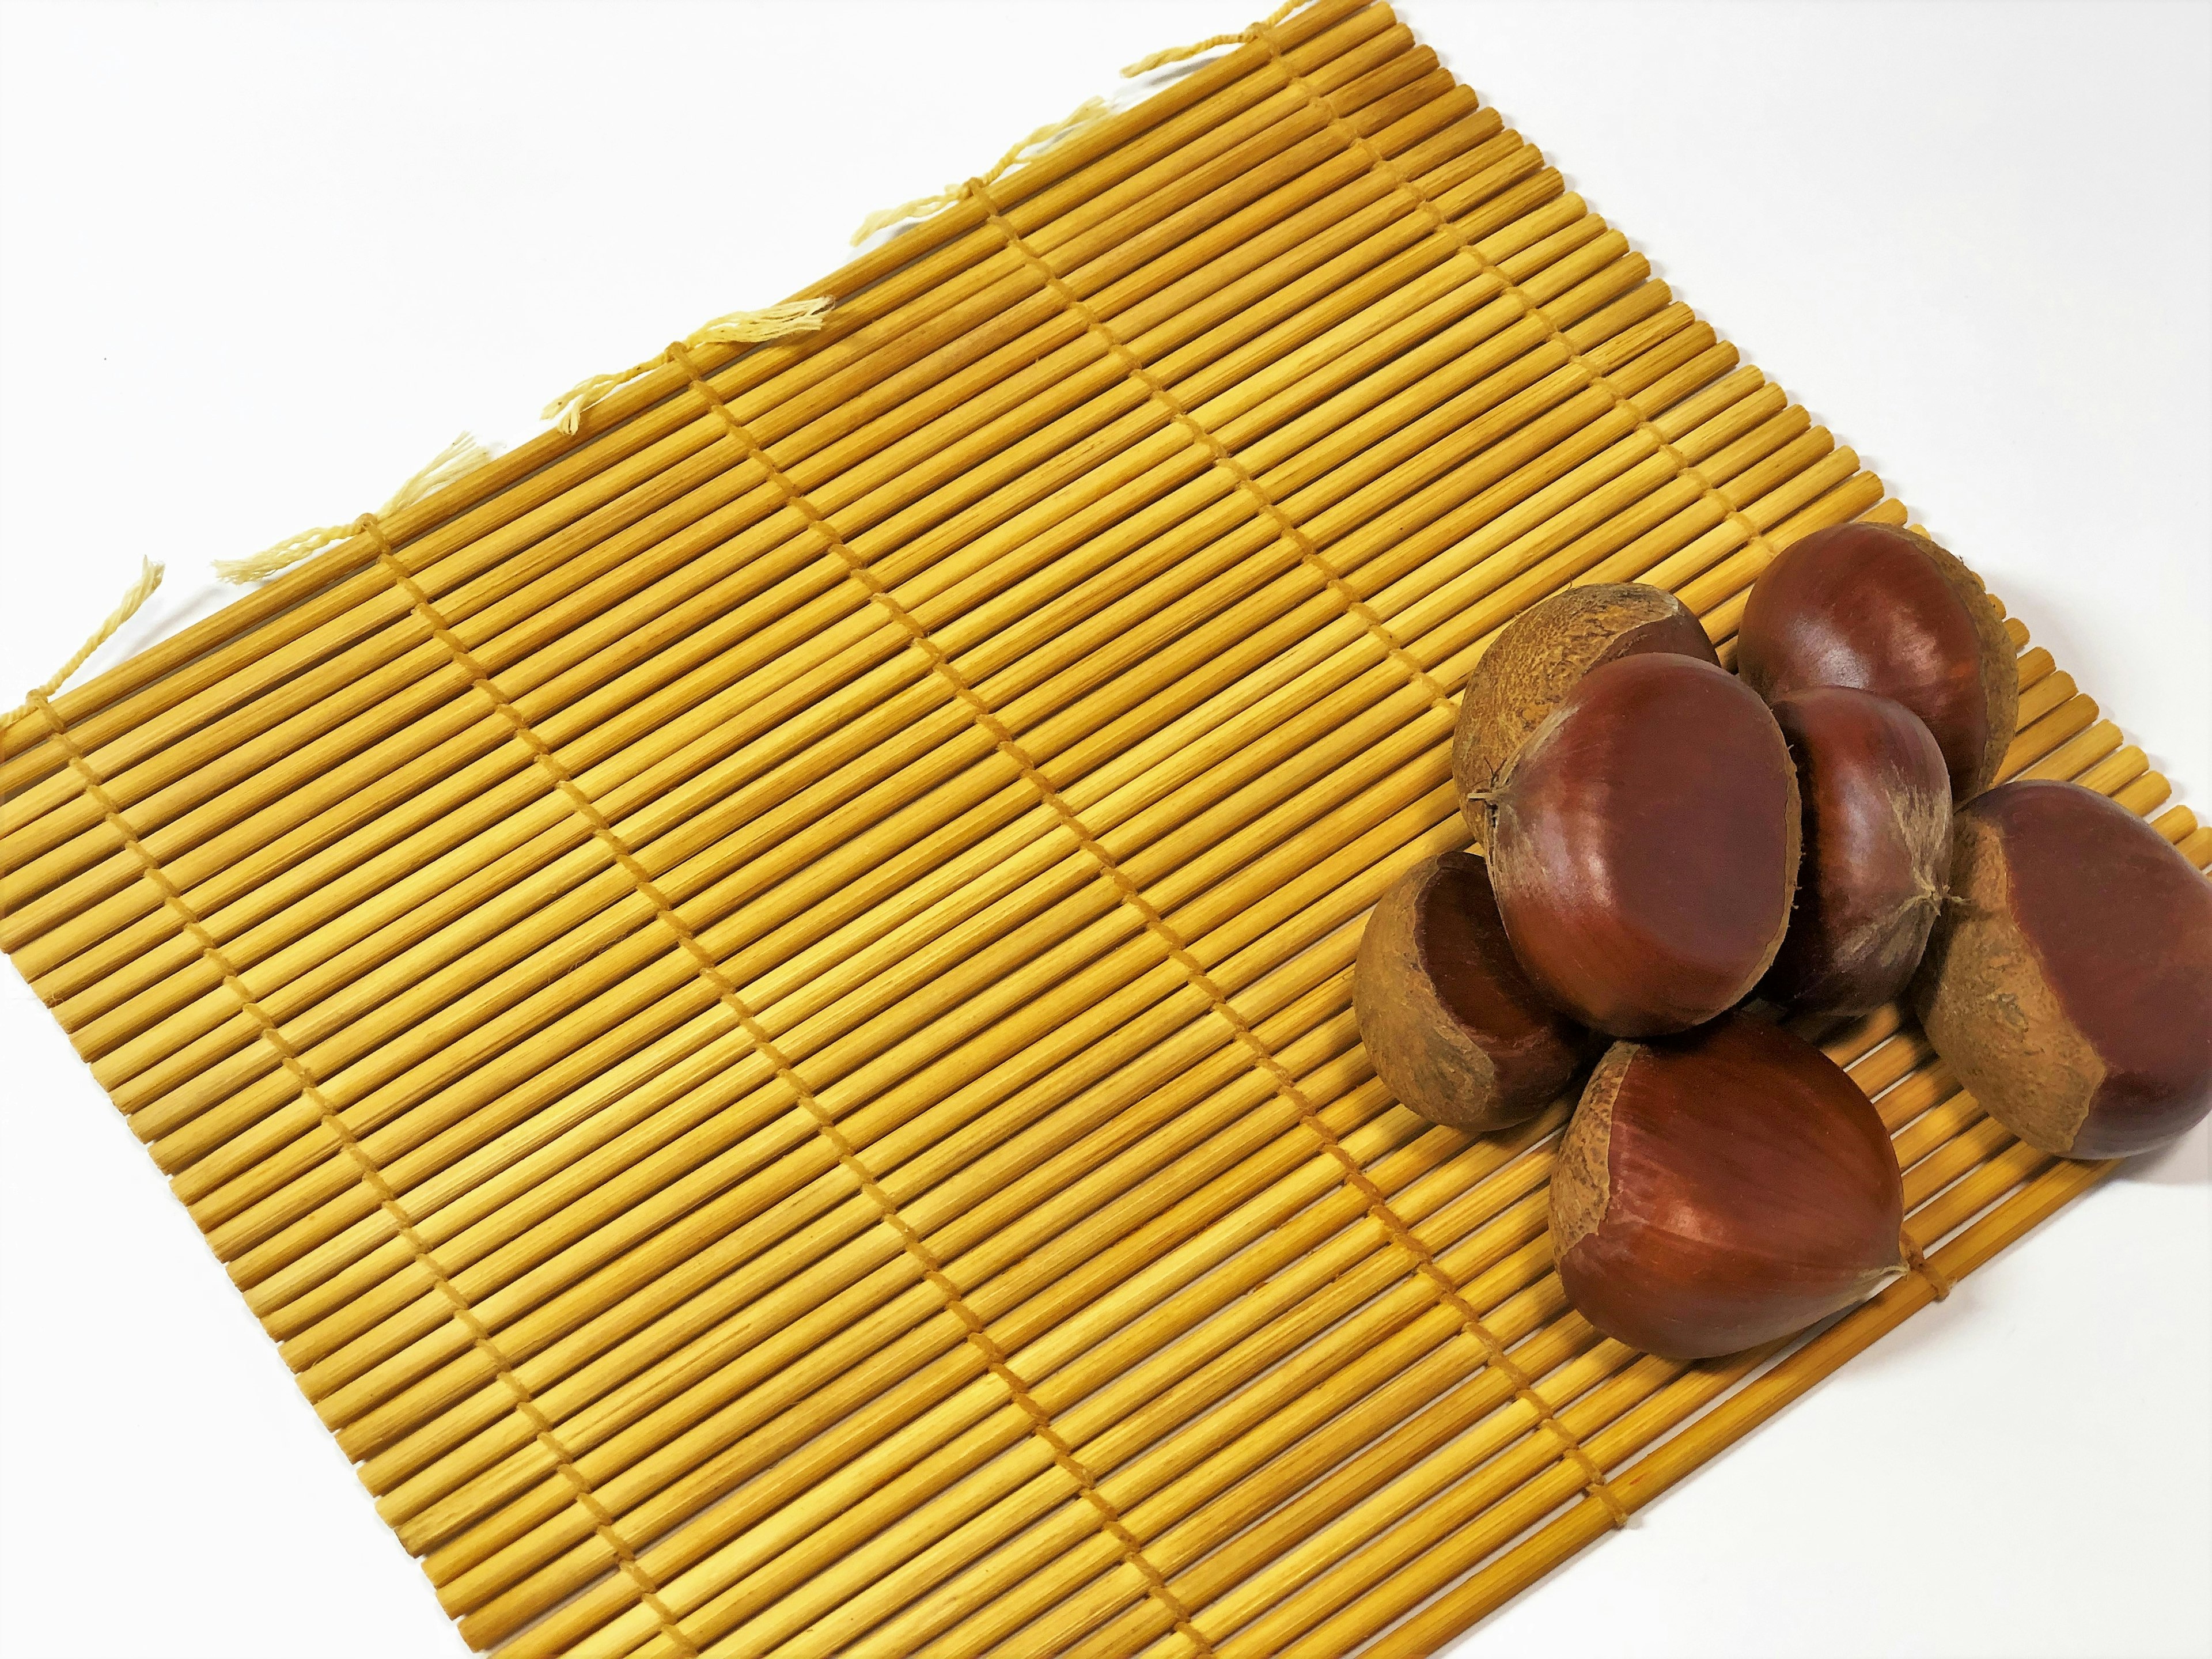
[1760,687,1952,1014]
[1354,851,1598,1131]
[1737,522,2018,802]
[1552,1012,1906,1359]
[1453,582,1718,843]
[1912,780,2212,1159]
[1488,653,1800,1038]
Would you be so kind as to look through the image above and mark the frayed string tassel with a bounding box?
[1121,0,1309,78]
[6,558,165,732]
[215,431,500,584]
[540,297,834,436]
[850,95,1111,247]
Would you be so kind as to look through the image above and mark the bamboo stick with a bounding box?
[1999,695,2100,784]
[2112,771,2172,816]
[2021,719,2123,785]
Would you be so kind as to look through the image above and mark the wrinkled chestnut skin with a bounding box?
[1737,522,2018,802]
[1914,781,2212,1159]
[1452,583,1718,842]
[1761,687,1952,1014]
[1551,1013,1906,1359]
[1354,852,1597,1131]
[1489,653,1800,1038]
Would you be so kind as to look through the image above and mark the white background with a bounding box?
[2,3,2206,1656]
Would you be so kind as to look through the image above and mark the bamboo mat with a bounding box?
[3,3,2205,1654]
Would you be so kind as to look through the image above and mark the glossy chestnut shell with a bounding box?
[1453,582,1718,842]
[1761,687,1952,1014]
[1488,653,1800,1037]
[1737,522,2017,802]
[1354,851,1596,1130]
[1552,1012,1906,1359]
[1913,780,2212,1159]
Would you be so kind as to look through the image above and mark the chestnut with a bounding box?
[1912,779,2212,1159]
[1453,582,1718,841]
[1487,652,1800,1037]
[1552,1011,1906,1359]
[1353,851,1598,1131]
[1761,686,1952,1014]
[1737,522,2018,802]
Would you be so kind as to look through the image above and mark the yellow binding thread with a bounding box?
[214,431,498,584]
[5,557,165,733]
[539,297,834,436]
[849,94,1112,247]
[1122,0,1309,78]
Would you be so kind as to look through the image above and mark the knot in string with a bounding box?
[5,558,165,734]
[849,95,1111,246]
[540,297,834,435]
[214,431,498,584]
[1120,0,1309,78]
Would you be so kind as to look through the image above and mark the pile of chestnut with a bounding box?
[1355,522,2212,1360]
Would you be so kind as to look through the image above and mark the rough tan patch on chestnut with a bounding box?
[1353,852,1591,1131]
[1913,812,2103,1154]
[1353,865,1502,1125]
[1452,584,1716,843]
[1551,1042,1631,1256]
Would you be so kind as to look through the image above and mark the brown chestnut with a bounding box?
[1761,686,1952,1014]
[1912,779,2212,1159]
[1354,851,1598,1131]
[1488,652,1800,1037]
[1453,582,1718,842]
[1737,522,2018,802]
[1552,1011,1906,1359]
